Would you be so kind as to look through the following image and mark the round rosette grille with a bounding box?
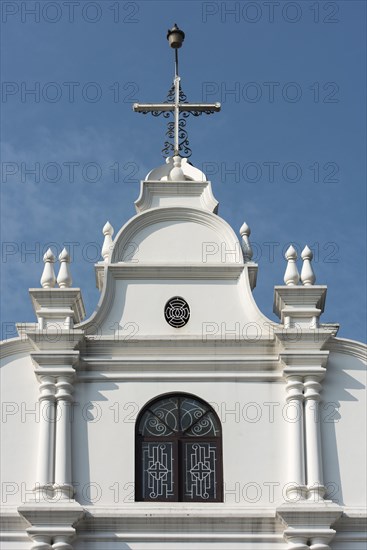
[164,296,190,328]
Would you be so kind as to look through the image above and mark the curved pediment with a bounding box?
[110,207,244,265]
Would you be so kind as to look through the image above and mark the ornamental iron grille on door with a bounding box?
[136,394,223,502]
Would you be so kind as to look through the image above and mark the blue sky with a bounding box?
[1,0,366,343]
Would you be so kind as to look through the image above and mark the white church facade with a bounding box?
[1,25,366,550]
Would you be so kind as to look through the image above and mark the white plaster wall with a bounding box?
[322,352,367,507]
[331,540,367,549]
[98,275,269,337]
[0,353,39,506]
[112,208,243,265]
[120,219,242,264]
[72,380,288,507]
[73,542,287,549]
[0,542,31,549]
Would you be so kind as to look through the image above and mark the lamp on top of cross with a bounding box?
[133,24,221,158]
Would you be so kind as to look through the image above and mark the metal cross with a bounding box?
[133,25,221,158]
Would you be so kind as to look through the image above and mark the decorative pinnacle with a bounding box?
[102,221,114,263]
[239,221,251,238]
[103,221,114,236]
[168,155,184,181]
[301,245,316,286]
[239,222,253,262]
[57,248,72,288]
[167,24,185,49]
[40,248,56,289]
[284,245,300,286]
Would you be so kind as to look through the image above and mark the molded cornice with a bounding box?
[325,337,367,362]
[135,180,218,213]
[94,262,254,291]
[110,206,242,263]
[0,337,33,359]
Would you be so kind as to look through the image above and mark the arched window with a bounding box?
[135,393,223,502]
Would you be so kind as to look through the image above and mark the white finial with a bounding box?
[40,248,56,288]
[301,245,316,286]
[284,245,300,286]
[239,221,253,262]
[57,248,72,288]
[168,155,185,181]
[101,221,114,262]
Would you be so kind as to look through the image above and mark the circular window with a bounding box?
[164,296,190,328]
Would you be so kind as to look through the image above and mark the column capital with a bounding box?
[55,376,75,402]
[284,374,304,402]
[304,376,323,401]
[280,350,329,369]
[284,528,335,549]
[31,351,80,384]
[284,529,335,549]
[29,536,52,550]
[274,327,338,351]
[283,366,326,383]
[38,376,56,402]
[53,537,74,549]
[25,328,85,353]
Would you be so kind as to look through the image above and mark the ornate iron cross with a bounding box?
[133,24,221,158]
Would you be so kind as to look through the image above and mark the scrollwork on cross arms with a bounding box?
[166,121,175,138]
[177,140,191,157]
[178,85,188,103]
[162,141,174,157]
[163,119,192,157]
[150,110,171,118]
[188,110,216,116]
[133,80,218,157]
[165,83,176,103]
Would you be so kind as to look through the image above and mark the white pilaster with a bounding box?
[27,285,85,505]
[304,375,325,501]
[34,376,56,500]
[54,376,75,501]
[284,374,307,501]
